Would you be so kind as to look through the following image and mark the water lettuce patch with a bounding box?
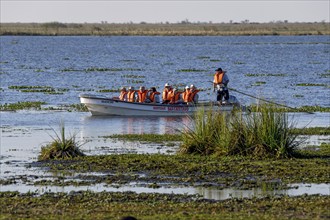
[296,83,327,87]
[245,73,286,77]
[8,85,69,94]
[177,69,207,72]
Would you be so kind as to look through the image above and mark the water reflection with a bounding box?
[1,182,328,201]
[80,115,191,136]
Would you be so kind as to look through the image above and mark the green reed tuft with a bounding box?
[180,104,301,158]
[39,122,85,160]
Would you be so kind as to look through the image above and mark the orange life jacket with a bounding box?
[137,90,148,103]
[188,90,199,102]
[127,91,136,102]
[149,92,160,102]
[162,89,173,101]
[214,72,225,84]
[119,91,128,101]
[170,92,182,104]
[182,91,190,102]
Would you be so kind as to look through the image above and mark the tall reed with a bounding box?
[180,104,301,158]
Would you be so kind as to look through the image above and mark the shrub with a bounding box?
[38,122,85,160]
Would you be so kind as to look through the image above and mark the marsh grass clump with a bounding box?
[180,108,231,155]
[39,122,85,160]
[180,104,301,158]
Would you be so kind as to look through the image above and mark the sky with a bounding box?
[1,0,329,23]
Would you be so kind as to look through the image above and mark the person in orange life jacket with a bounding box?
[182,86,191,103]
[136,86,148,103]
[169,88,182,104]
[127,86,137,102]
[213,68,229,102]
[113,87,127,101]
[118,87,128,101]
[188,84,199,104]
[147,87,161,103]
[162,83,173,104]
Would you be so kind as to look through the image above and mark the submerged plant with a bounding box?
[180,104,301,159]
[39,122,85,160]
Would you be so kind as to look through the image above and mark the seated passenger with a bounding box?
[127,86,137,102]
[118,87,127,101]
[182,86,191,103]
[169,88,182,104]
[147,87,161,103]
[188,84,199,104]
[162,83,173,104]
[137,86,148,103]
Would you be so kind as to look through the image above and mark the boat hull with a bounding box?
[80,94,235,116]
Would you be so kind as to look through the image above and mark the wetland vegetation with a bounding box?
[26,142,329,219]
[39,122,85,160]
[0,191,329,220]
[181,106,300,158]
[1,22,329,36]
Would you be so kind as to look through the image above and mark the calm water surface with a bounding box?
[1,36,329,107]
[0,36,329,198]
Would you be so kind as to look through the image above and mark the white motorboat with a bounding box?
[80,94,240,116]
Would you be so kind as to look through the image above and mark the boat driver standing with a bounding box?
[213,68,229,103]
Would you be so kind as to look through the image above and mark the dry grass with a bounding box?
[1,22,329,36]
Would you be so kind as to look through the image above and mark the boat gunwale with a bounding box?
[79,94,225,107]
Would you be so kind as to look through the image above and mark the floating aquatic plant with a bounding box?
[177,69,207,72]
[97,89,119,93]
[252,81,267,86]
[296,83,327,87]
[104,133,182,142]
[8,85,69,94]
[121,74,145,78]
[0,101,46,111]
[245,73,286,77]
